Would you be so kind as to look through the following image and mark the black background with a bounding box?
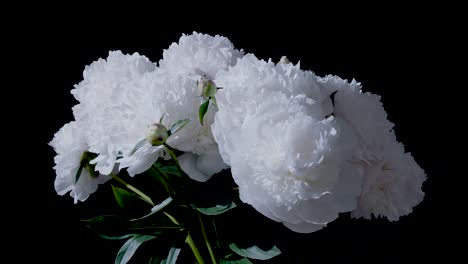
[15,11,460,264]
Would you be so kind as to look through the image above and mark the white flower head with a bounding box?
[72,51,157,175]
[213,55,362,233]
[127,32,245,181]
[49,122,110,203]
[320,75,426,221]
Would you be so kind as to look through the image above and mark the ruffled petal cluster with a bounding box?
[213,55,362,232]
[319,75,426,221]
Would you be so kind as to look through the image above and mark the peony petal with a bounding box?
[248,203,282,222]
[283,221,324,233]
[269,205,303,224]
[195,148,229,176]
[331,163,363,212]
[294,194,339,224]
[178,153,212,182]
[127,152,161,176]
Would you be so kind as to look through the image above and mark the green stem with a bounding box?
[162,212,205,263]
[164,143,184,176]
[198,212,217,264]
[212,219,221,249]
[185,232,206,264]
[110,174,154,206]
[128,226,184,230]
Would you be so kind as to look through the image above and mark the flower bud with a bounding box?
[198,76,218,98]
[146,123,168,146]
[278,56,290,64]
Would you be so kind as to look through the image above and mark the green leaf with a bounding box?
[163,212,180,226]
[161,247,181,264]
[81,215,129,236]
[78,151,98,181]
[115,235,157,264]
[74,165,84,184]
[130,138,147,155]
[149,256,160,264]
[148,166,172,193]
[81,215,128,224]
[159,113,167,124]
[85,163,99,177]
[196,202,237,216]
[170,119,191,135]
[229,243,281,260]
[130,197,173,221]
[198,100,210,125]
[112,185,139,208]
[220,258,253,264]
[158,165,179,176]
[99,234,137,240]
[75,151,99,183]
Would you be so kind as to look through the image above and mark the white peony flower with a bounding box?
[49,122,111,203]
[320,75,426,221]
[137,32,244,181]
[72,51,157,175]
[213,55,362,233]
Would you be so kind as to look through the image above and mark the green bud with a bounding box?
[198,76,218,98]
[146,123,168,146]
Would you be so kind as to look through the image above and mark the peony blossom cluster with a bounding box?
[50,32,426,233]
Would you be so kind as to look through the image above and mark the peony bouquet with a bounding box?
[50,32,426,263]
